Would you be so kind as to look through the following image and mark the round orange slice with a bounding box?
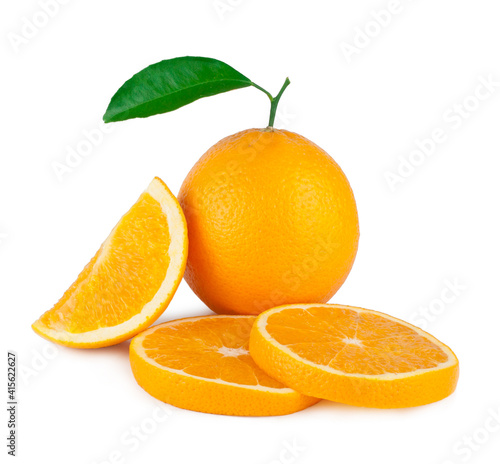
[250,304,459,408]
[129,315,320,416]
[32,177,188,348]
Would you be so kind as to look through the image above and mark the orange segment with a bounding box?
[32,177,188,348]
[129,316,320,416]
[250,304,459,408]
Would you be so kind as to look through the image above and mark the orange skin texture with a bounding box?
[178,129,359,315]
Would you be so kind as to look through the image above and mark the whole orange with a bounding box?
[178,128,359,315]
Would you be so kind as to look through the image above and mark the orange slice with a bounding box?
[32,177,188,348]
[129,315,320,416]
[250,304,459,408]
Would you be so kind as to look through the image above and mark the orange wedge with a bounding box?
[32,177,188,348]
[129,315,320,416]
[250,304,459,408]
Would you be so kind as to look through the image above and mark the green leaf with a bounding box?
[103,56,253,123]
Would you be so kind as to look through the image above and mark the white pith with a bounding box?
[218,346,249,357]
[132,315,297,394]
[342,337,363,347]
[34,178,187,345]
[256,304,458,380]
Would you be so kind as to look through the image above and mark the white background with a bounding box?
[2,1,500,463]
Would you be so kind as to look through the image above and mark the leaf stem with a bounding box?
[250,82,273,101]
[267,77,290,128]
[251,77,291,128]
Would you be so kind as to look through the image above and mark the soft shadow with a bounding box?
[156,305,214,324]
[99,339,131,357]
[314,399,422,417]
[62,339,131,362]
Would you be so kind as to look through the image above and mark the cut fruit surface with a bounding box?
[32,177,188,348]
[129,315,320,416]
[250,304,459,408]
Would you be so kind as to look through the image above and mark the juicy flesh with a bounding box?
[143,317,284,388]
[39,193,171,333]
[266,306,449,375]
